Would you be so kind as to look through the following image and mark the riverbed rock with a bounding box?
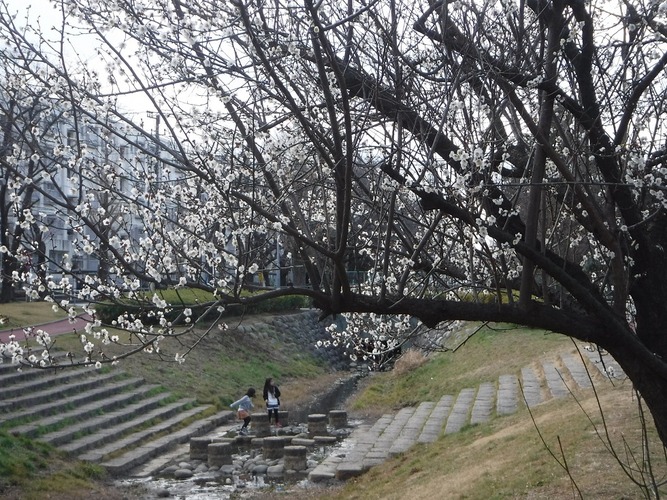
[173,469,194,479]
[267,464,284,478]
[253,464,269,475]
[194,463,209,473]
[219,465,236,477]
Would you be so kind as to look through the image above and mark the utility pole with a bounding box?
[146,111,161,181]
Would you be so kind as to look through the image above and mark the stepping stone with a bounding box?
[308,466,336,482]
[542,362,570,398]
[470,382,495,425]
[496,374,518,415]
[520,366,543,408]
[444,388,475,434]
[561,353,592,389]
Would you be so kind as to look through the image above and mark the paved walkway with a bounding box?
[308,345,627,482]
[0,314,92,344]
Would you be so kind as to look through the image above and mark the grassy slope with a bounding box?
[47,312,333,409]
[325,389,660,500]
[2,305,665,498]
[349,323,570,412]
[323,324,666,499]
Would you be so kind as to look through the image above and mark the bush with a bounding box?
[94,291,309,325]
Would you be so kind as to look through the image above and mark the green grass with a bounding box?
[0,431,107,499]
[0,302,68,331]
[47,314,328,409]
[0,432,51,481]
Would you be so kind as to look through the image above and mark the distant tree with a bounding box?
[2,0,667,449]
[0,67,61,303]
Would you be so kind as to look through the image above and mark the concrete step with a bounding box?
[542,361,570,398]
[74,404,212,460]
[0,364,98,401]
[561,353,593,389]
[0,346,238,476]
[520,366,543,408]
[444,387,476,434]
[0,369,120,416]
[0,361,58,384]
[496,374,518,415]
[388,401,435,455]
[417,394,453,443]
[580,346,626,380]
[100,410,233,476]
[9,383,161,437]
[34,392,180,446]
[0,375,144,426]
[0,350,60,374]
[470,381,495,425]
[372,407,415,453]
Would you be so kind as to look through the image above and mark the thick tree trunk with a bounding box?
[612,349,667,446]
[0,254,18,303]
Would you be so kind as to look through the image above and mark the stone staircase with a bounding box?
[309,345,627,481]
[0,355,233,476]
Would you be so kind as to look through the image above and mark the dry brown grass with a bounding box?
[391,348,428,376]
[312,382,667,499]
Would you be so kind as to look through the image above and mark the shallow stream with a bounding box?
[114,373,363,499]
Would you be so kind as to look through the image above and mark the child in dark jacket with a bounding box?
[262,378,281,427]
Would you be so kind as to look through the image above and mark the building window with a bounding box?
[48,250,67,272]
[67,129,77,147]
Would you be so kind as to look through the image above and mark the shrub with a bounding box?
[94,291,309,325]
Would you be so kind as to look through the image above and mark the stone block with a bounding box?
[251,412,271,437]
[283,445,307,471]
[263,436,286,459]
[335,463,365,480]
[328,409,348,428]
[208,442,233,467]
[307,413,328,437]
[189,437,212,461]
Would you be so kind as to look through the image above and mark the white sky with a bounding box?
[3,0,161,121]
[5,0,58,23]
